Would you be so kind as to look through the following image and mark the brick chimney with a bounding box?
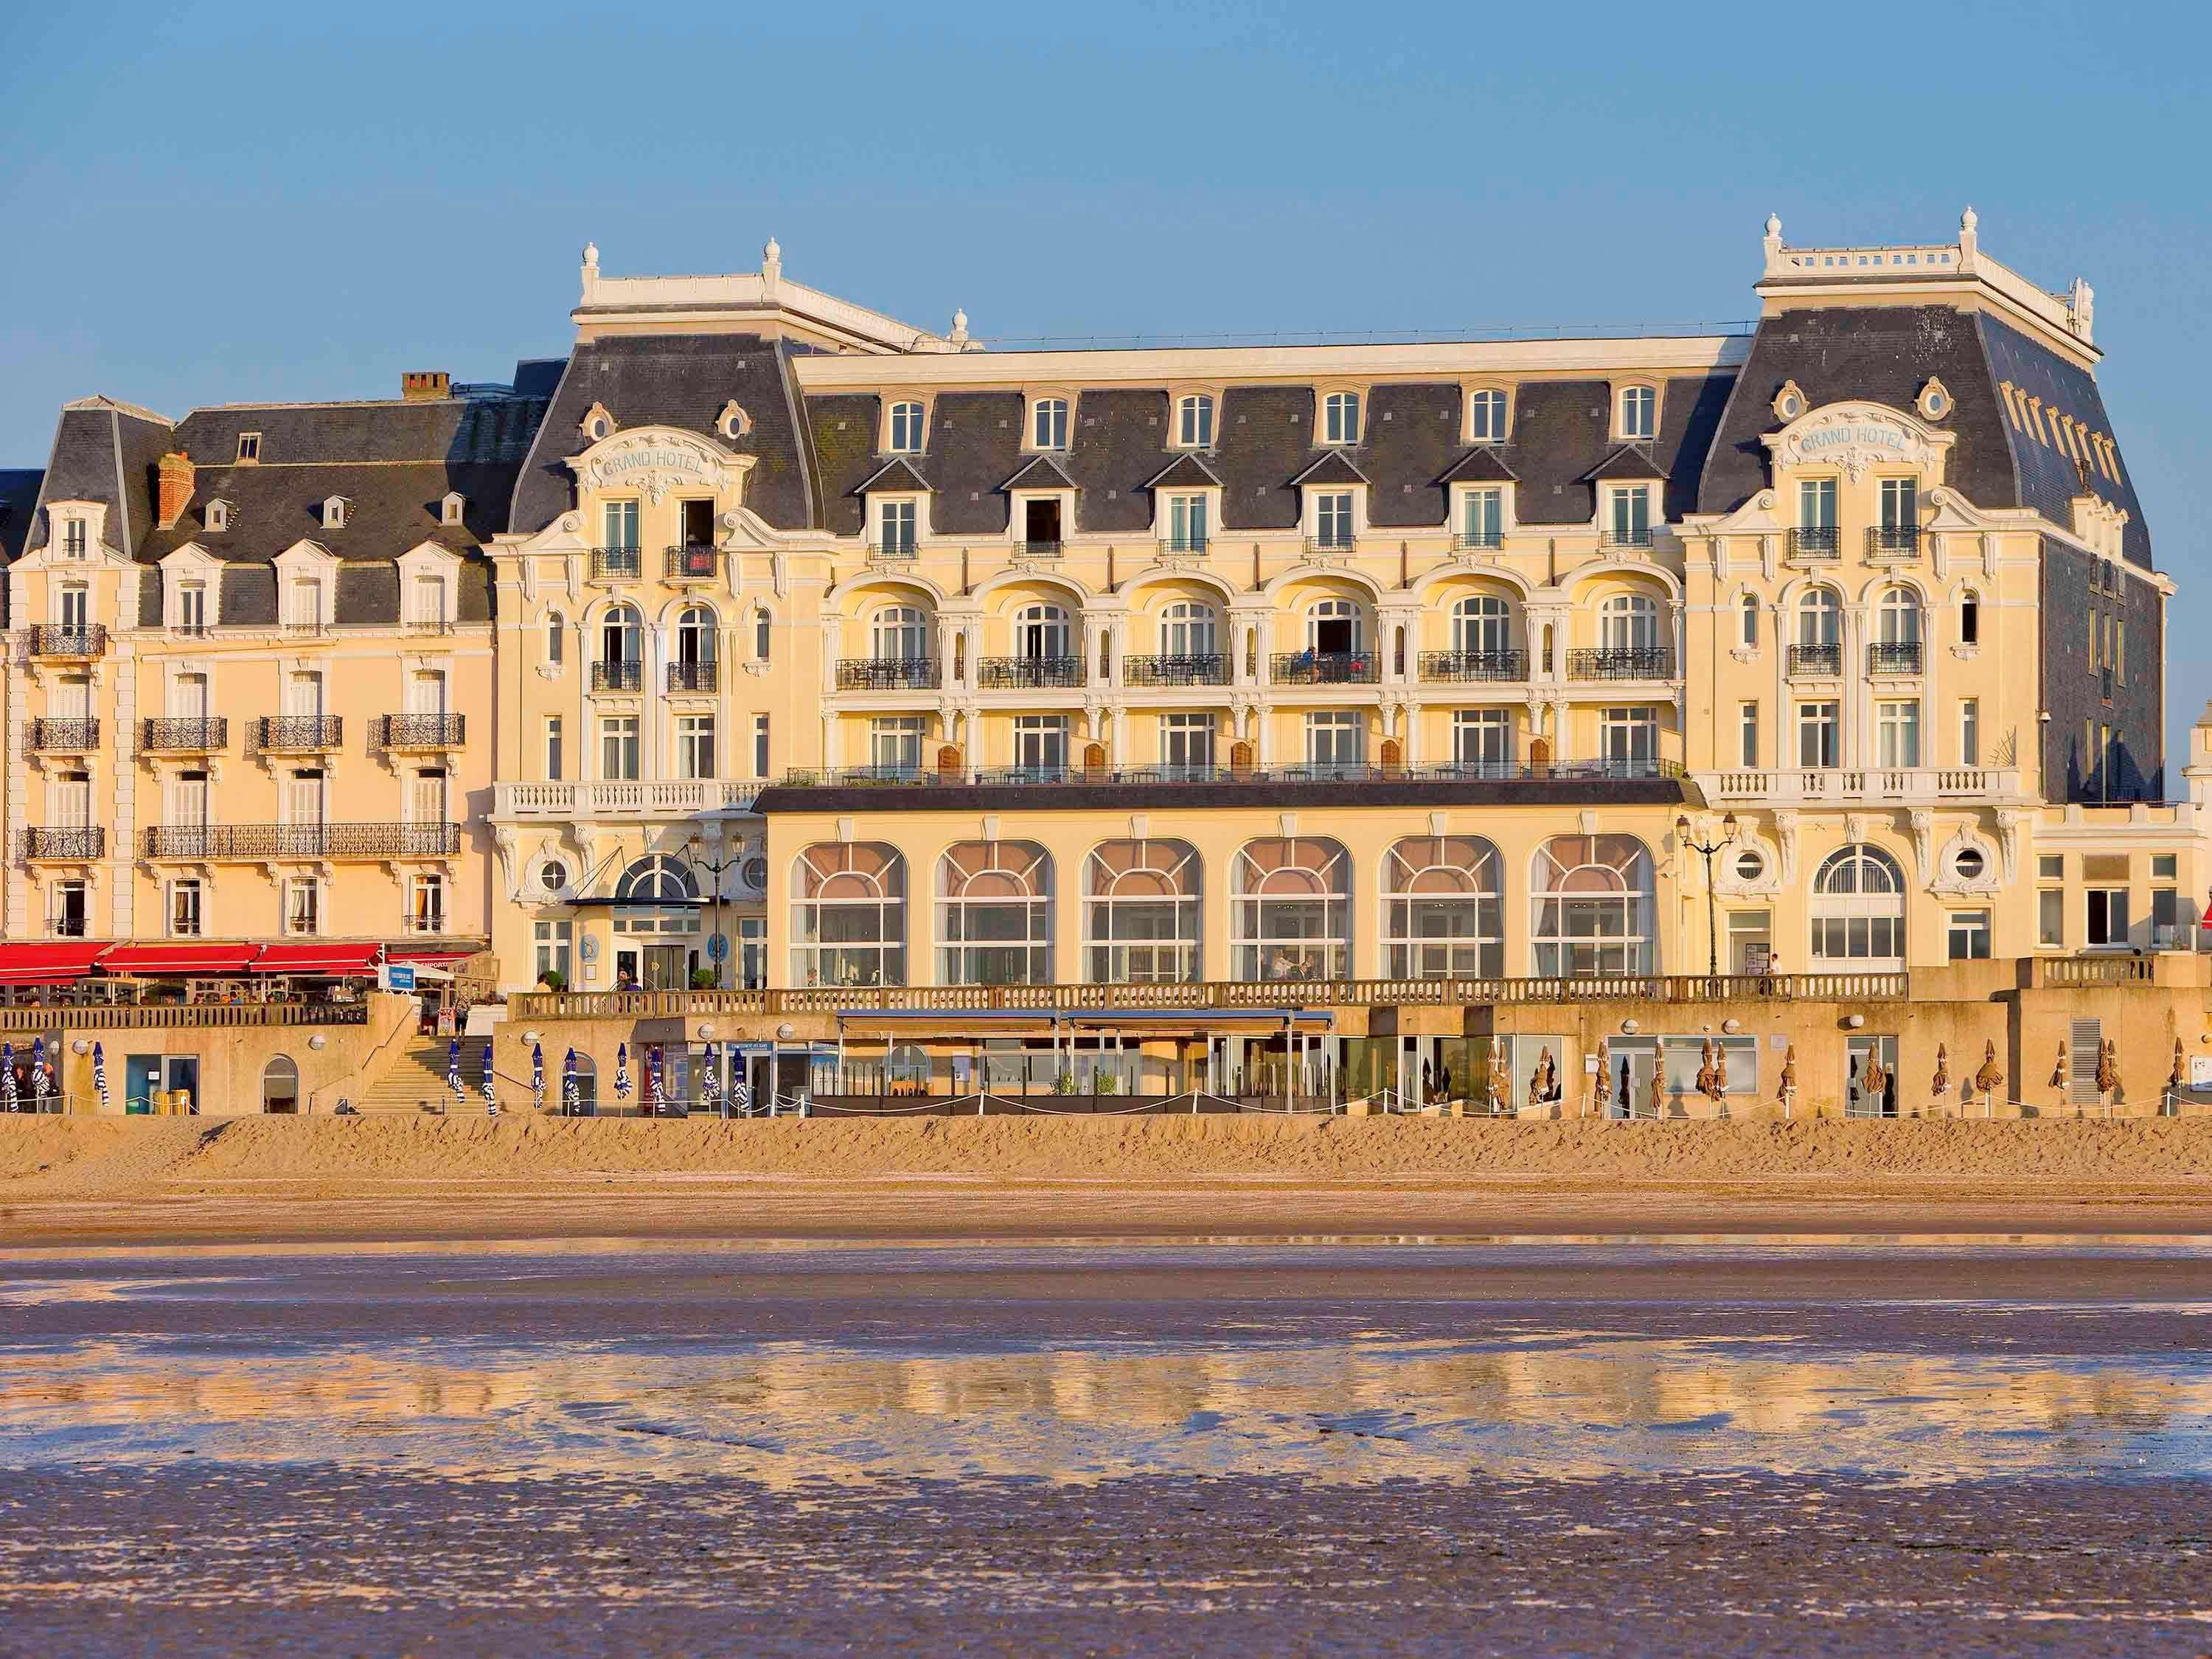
[401,370,451,402]
[156,451,195,529]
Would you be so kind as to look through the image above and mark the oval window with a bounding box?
[1954,848,1986,881]
[1733,849,1765,881]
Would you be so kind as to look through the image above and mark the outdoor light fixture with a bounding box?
[1722,1019,1743,1035]
[72,1039,90,1055]
[698,1023,716,1040]
[776,1023,796,1040]
[1621,1019,1640,1034]
[1677,812,1740,979]
[522,1030,541,1046]
[1847,1014,1866,1029]
[308,1034,327,1051]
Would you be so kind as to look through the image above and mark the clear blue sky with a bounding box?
[5,0,2207,761]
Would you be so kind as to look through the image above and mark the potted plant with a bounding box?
[690,967,718,990]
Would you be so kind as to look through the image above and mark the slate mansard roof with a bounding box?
[14,379,554,626]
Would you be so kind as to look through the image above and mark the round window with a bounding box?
[1925,391,1948,417]
[1954,847,1986,880]
[591,418,609,440]
[1778,392,1802,418]
[540,861,569,893]
[1733,849,1765,882]
[741,855,769,892]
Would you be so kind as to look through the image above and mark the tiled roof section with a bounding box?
[804,394,881,535]
[1436,448,1517,484]
[1067,389,1167,535]
[28,403,174,555]
[1002,452,1077,492]
[172,397,544,468]
[1495,375,1728,526]
[1586,445,1669,482]
[0,468,44,565]
[1361,382,1461,529]
[1697,305,2017,523]
[138,460,521,566]
[509,333,811,533]
[218,563,276,626]
[1287,449,1370,488]
[1980,313,2152,568]
[922,392,1025,537]
[854,456,931,495]
[511,358,568,400]
[1144,452,1224,490]
[1215,386,1315,530]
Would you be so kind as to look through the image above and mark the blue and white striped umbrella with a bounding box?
[31,1038,51,1110]
[648,1045,667,1116]
[732,1074,751,1117]
[614,1042,633,1099]
[563,1048,580,1114]
[93,1042,111,1113]
[447,1037,465,1105]
[698,1043,721,1113]
[531,1042,545,1113]
[481,1041,498,1118]
[1,1042,16,1112]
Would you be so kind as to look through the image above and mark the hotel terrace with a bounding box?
[4,212,2209,1117]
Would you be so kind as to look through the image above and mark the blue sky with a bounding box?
[5,0,2208,757]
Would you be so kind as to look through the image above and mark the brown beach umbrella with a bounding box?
[1594,1038,1611,1110]
[2096,1039,2118,1098]
[1646,1065,1664,1119]
[2049,1039,2067,1091]
[1777,1043,1797,1105]
[1711,1040,1729,1099]
[1931,1043,1950,1101]
[1694,1038,1717,1101]
[2168,1037,2185,1092]
[1974,1040,2004,1096]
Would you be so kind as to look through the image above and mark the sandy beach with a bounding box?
[7,1115,2212,1246]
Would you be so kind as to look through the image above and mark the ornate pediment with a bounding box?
[1761,402,1955,482]
[568,426,754,505]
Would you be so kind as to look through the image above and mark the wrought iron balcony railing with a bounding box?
[1788,526,1840,559]
[978,656,1084,689]
[27,718,100,753]
[866,538,918,558]
[140,717,229,753]
[1868,641,1924,675]
[590,658,643,692]
[402,618,456,636]
[1271,650,1379,685]
[1158,535,1211,555]
[1013,539,1064,558]
[378,714,465,748]
[1787,643,1843,676]
[664,544,719,579]
[591,546,641,580]
[775,758,1686,793]
[1600,527,1655,549]
[1305,534,1358,555]
[837,657,939,691]
[1123,653,1231,686]
[27,624,107,657]
[1868,525,1922,557]
[1453,529,1504,551]
[667,661,719,692]
[145,822,462,860]
[256,716,344,751]
[18,827,105,860]
[1568,647,1673,680]
[1419,649,1525,683]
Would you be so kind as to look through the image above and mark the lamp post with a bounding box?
[685,834,740,989]
[1675,810,1739,981]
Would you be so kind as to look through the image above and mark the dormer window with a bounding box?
[205,499,230,532]
[60,518,88,559]
[876,499,919,554]
[440,493,465,526]
[888,401,925,453]
[1324,391,1361,446]
[1617,385,1658,441]
[1467,389,1508,443]
[285,577,325,629]
[717,400,750,442]
[580,402,616,443]
[1031,397,1068,451]
[1175,394,1215,450]
[235,432,261,463]
[322,497,349,530]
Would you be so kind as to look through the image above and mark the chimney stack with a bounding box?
[156,451,195,529]
[402,370,451,402]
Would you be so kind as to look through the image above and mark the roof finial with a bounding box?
[762,236,782,288]
[950,307,969,345]
[582,240,599,269]
[1957,206,1978,269]
[1763,213,1781,240]
[1961,204,1978,232]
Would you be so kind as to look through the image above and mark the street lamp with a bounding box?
[1675,810,1739,980]
[685,835,740,989]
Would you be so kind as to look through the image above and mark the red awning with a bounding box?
[385,946,476,966]
[97,942,260,976]
[0,941,108,985]
[249,943,382,976]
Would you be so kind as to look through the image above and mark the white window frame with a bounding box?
[168,879,204,939]
[1464,385,1510,445]
[1026,394,1071,451]
[886,400,928,454]
[1307,489,1361,549]
[1320,389,1363,447]
[675,713,717,781]
[873,495,922,553]
[1615,383,1659,442]
[1172,392,1217,451]
[1455,484,1508,546]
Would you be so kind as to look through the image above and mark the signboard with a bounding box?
[706,934,729,962]
[1742,944,1773,976]
[1583,1054,1600,1074]
[385,964,417,993]
[2189,1055,2212,1091]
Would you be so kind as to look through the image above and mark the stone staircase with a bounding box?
[347,1034,500,1116]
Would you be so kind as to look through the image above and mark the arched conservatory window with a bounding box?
[676,604,717,666]
[1531,835,1654,977]
[601,603,642,664]
[1385,836,1504,979]
[1451,594,1512,656]
[937,841,1053,986]
[792,842,907,987]
[1810,844,1905,967]
[1798,588,1841,645]
[1014,604,1071,659]
[1158,601,1218,656]
[872,605,930,661]
[616,855,698,903]
[1598,594,1660,650]
[1232,838,1351,982]
[1085,839,1200,983]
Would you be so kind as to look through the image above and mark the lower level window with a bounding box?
[534,919,573,984]
[286,880,320,936]
[2087,888,2129,947]
[1946,910,1991,961]
[1012,716,1069,776]
[1453,709,1513,768]
[411,876,446,933]
[169,880,203,938]
[2037,888,2064,947]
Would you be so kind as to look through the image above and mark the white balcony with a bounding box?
[1696,767,2024,806]
[494,779,762,820]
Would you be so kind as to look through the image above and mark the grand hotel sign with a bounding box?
[570,428,752,504]
[1763,403,1952,481]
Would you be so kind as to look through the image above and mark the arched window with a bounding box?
[1158,600,1218,656]
[1738,592,1759,648]
[565,1051,598,1113]
[1959,590,1981,646]
[1085,839,1201,982]
[872,605,931,661]
[1176,394,1214,449]
[616,855,699,903]
[1451,594,1512,656]
[793,842,907,987]
[938,841,1053,985]
[1031,397,1068,450]
[1014,603,1071,659]
[260,1055,299,1114]
[1232,838,1351,981]
[888,401,925,453]
[1598,594,1660,650]
[1468,388,1508,442]
[1324,392,1361,446]
[1618,384,1657,439]
[885,1043,931,1093]
[1797,587,1841,646]
[1307,597,1364,653]
[1877,585,1921,644]
[676,604,717,666]
[544,609,565,665]
[1385,836,1503,978]
[601,603,642,664]
[1811,844,1905,967]
[1532,835,1654,977]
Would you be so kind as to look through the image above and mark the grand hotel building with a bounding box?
[5,212,2207,1111]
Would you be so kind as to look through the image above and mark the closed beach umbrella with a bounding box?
[531,1042,545,1113]
[733,1070,752,1117]
[1,1042,16,1112]
[615,1042,633,1099]
[699,1043,721,1113]
[563,1048,580,1114]
[648,1044,667,1116]
[93,1042,111,1113]
[447,1037,465,1106]
[32,1038,51,1110]
[481,1041,498,1118]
